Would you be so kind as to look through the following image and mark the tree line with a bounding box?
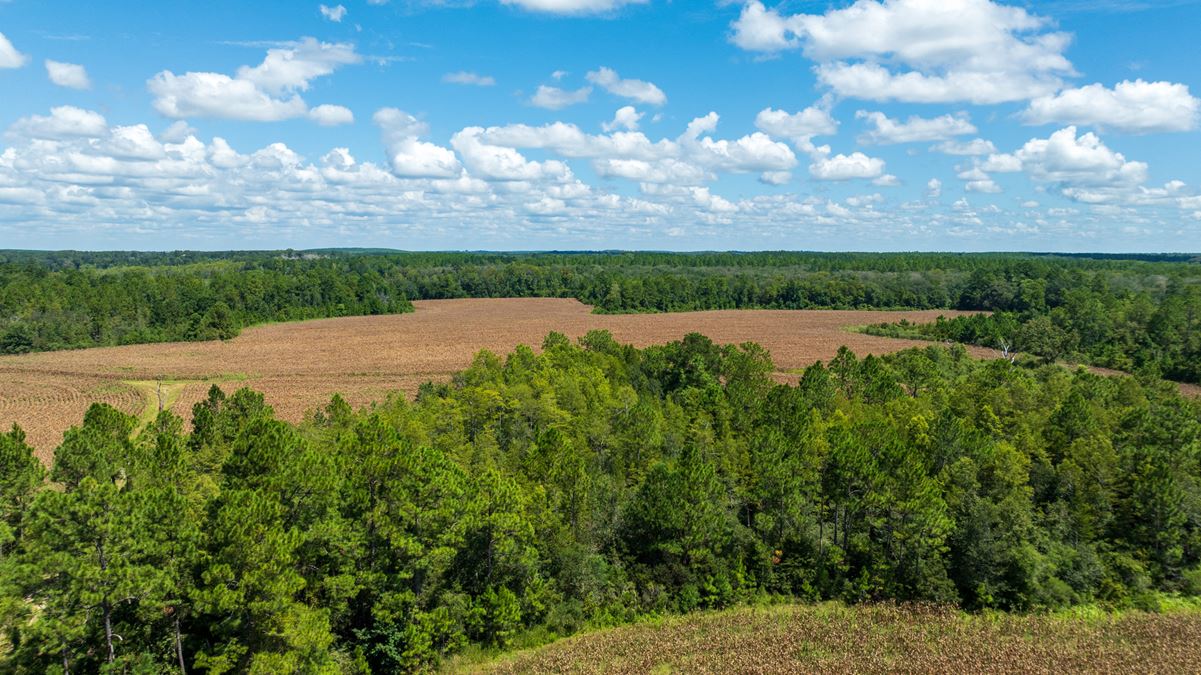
[2,334,1200,672]
[864,270,1201,383]
[2,250,1199,382]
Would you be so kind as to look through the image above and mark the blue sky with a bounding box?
[0,0,1199,251]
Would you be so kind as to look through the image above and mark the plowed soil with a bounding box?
[460,603,1201,674]
[0,298,1108,461]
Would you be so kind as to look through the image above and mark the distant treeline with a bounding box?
[864,274,1201,383]
[1,336,1199,672]
[1,251,1199,382]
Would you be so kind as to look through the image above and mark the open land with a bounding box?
[458,603,1201,675]
[0,297,1126,460]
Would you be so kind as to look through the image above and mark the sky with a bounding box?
[0,0,1199,252]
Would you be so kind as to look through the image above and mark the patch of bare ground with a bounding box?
[0,298,1183,461]
[458,603,1201,675]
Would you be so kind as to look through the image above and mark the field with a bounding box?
[0,298,990,460]
[458,603,1201,674]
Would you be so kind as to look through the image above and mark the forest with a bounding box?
[2,250,1200,384]
[2,333,1199,672]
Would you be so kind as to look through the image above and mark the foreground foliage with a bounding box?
[1,333,1200,672]
[461,602,1201,674]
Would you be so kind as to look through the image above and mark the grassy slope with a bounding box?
[452,602,1201,674]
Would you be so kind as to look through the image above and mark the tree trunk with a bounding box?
[103,600,115,663]
[175,614,187,674]
[96,539,115,663]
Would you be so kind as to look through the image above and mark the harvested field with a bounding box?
[458,603,1201,674]
[0,297,1100,460]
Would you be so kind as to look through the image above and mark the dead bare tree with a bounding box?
[997,337,1017,364]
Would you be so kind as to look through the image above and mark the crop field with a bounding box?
[0,297,1054,460]
[461,603,1201,674]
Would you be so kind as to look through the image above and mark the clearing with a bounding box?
[0,298,1019,460]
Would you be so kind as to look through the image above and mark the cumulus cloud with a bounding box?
[148,38,359,122]
[927,178,942,198]
[1014,126,1147,188]
[809,152,885,181]
[754,105,838,149]
[603,106,643,132]
[500,0,648,14]
[473,112,795,186]
[530,85,592,109]
[947,126,1159,206]
[451,127,572,182]
[319,4,347,22]
[309,104,354,126]
[1022,80,1200,133]
[374,108,462,178]
[45,60,91,89]
[236,38,359,93]
[586,67,666,106]
[0,104,953,247]
[0,32,27,69]
[856,111,976,144]
[8,106,108,140]
[443,71,496,86]
[149,72,309,121]
[730,0,1074,104]
[934,138,997,156]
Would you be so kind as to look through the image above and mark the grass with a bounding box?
[124,380,190,428]
[450,602,1201,674]
[123,374,250,428]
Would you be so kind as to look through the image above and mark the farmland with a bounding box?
[461,603,1201,674]
[0,298,988,460]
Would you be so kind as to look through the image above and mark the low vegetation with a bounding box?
[1,332,1199,672]
[461,602,1201,674]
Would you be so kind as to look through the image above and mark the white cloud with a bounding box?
[374,108,462,178]
[603,106,643,131]
[1014,126,1147,188]
[0,32,27,69]
[443,71,496,86]
[759,171,792,185]
[730,0,1074,104]
[530,85,592,109]
[309,104,354,126]
[1022,80,1200,133]
[595,158,708,185]
[148,38,359,122]
[45,60,91,89]
[980,153,1022,173]
[809,152,885,181]
[927,178,942,198]
[500,0,648,14]
[754,105,838,149]
[319,4,347,22]
[586,67,666,106]
[451,127,571,182]
[8,106,108,139]
[236,38,359,93]
[159,121,196,143]
[934,138,997,156]
[149,71,310,121]
[856,111,976,144]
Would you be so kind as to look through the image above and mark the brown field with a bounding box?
[0,298,993,460]
[457,603,1201,674]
